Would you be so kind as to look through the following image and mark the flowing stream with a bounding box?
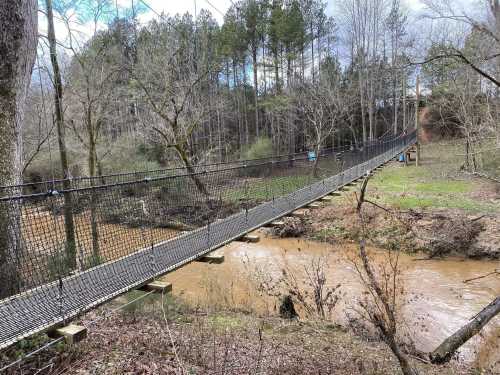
[161,231,500,367]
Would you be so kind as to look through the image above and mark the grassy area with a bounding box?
[225,174,314,203]
[368,142,500,213]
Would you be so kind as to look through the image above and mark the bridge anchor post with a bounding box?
[49,324,87,345]
[237,234,260,243]
[197,250,225,264]
[139,281,173,294]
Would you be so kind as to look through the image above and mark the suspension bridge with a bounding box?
[0,131,416,350]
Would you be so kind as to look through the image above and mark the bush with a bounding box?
[101,136,162,175]
[23,147,84,187]
[241,137,273,177]
[242,137,273,160]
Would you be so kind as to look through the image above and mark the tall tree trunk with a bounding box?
[310,22,315,83]
[402,73,407,131]
[233,60,242,152]
[359,68,367,143]
[274,49,280,94]
[368,69,375,140]
[0,0,37,299]
[286,52,292,89]
[252,47,259,139]
[85,102,100,266]
[46,0,77,270]
[393,67,398,135]
[262,38,267,95]
[242,56,249,145]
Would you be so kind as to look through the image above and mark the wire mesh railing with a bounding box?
[0,130,416,349]
[0,136,394,197]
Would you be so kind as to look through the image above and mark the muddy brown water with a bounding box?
[161,231,500,367]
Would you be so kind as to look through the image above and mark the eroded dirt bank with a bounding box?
[306,203,500,259]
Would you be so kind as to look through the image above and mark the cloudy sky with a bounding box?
[40,0,479,51]
[128,0,426,24]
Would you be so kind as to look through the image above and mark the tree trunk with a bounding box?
[312,140,321,178]
[242,56,249,146]
[393,67,398,135]
[274,49,280,94]
[368,70,375,140]
[359,71,367,143]
[0,0,37,299]
[174,145,210,198]
[310,22,315,83]
[252,47,259,139]
[402,74,407,131]
[46,0,77,271]
[430,296,500,364]
[85,104,100,266]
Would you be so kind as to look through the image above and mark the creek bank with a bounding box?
[0,302,471,374]
[304,202,500,259]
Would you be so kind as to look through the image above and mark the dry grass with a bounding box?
[0,298,475,374]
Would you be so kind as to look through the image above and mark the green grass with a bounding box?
[368,144,500,213]
[225,174,313,203]
[207,314,244,330]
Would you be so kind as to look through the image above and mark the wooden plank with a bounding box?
[197,250,224,264]
[307,202,321,209]
[290,209,308,218]
[265,220,285,227]
[320,196,333,202]
[139,281,172,294]
[49,324,87,345]
[236,234,260,243]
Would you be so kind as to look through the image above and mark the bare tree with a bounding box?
[0,0,38,298]
[354,177,418,375]
[58,4,122,263]
[22,75,56,176]
[44,0,78,270]
[295,77,345,177]
[420,0,500,88]
[133,23,217,196]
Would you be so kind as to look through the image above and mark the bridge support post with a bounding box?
[49,324,87,345]
[139,281,172,294]
[265,220,285,228]
[237,234,260,243]
[416,142,421,167]
[307,202,321,209]
[197,250,225,264]
[319,196,333,202]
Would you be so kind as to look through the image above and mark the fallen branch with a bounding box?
[463,269,500,283]
[429,296,500,364]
